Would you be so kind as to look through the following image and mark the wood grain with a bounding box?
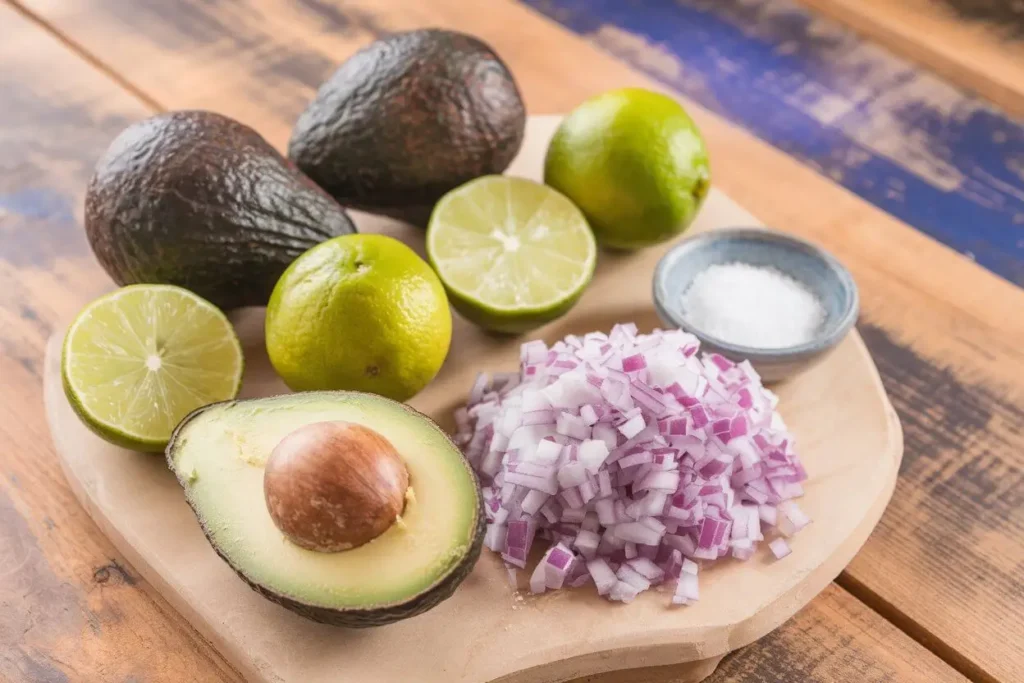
[1,0,1021,680]
[797,0,1024,118]
[579,585,970,683]
[527,0,1024,288]
[705,584,969,683]
[0,4,242,682]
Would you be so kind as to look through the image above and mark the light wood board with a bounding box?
[798,0,1024,118]
[43,117,902,683]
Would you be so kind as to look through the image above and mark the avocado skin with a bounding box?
[85,111,356,310]
[243,498,484,628]
[288,29,526,220]
[166,392,485,628]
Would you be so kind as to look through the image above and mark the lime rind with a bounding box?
[62,284,244,452]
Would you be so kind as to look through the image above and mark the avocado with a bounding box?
[288,29,526,222]
[166,391,484,627]
[85,111,357,310]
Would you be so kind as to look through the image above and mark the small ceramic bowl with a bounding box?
[652,227,859,382]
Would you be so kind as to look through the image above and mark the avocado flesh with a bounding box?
[167,392,483,627]
[288,29,526,218]
[86,111,357,310]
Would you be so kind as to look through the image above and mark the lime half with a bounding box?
[426,176,597,333]
[62,284,244,452]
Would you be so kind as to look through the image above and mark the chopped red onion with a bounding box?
[587,558,618,595]
[617,564,651,591]
[557,462,588,489]
[574,529,600,558]
[617,413,647,439]
[521,489,550,515]
[613,521,664,545]
[578,439,610,473]
[610,581,642,603]
[672,571,699,606]
[769,538,792,559]
[456,324,809,605]
[529,560,548,594]
[777,501,811,537]
[628,557,665,583]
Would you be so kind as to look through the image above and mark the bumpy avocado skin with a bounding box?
[85,111,357,310]
[166,392,485,628]
[288,29,526,220]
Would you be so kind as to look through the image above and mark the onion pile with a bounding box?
[454,324,810,605]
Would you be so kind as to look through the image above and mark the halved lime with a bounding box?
[62,284,244,452]
[426,176,597,333]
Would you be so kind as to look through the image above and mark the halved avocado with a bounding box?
[166,391,483,627]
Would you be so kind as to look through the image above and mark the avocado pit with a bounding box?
[263,421,409,552]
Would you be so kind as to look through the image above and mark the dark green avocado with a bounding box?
[288,29,526,222]
[166,391,484,628]
[85,111,356,310]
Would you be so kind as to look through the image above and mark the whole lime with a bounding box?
[265,234,452,402]
[544,88,710,250]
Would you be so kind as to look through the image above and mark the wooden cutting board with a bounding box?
[43,116,902,683]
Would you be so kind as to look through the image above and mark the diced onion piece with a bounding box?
[672,572,699,606]
[618,414,646,439]
[529,560,548,594]
[521,489,550,515]
[627,557,665,583]
[616,564,651,591]
[574,529,600,559]
[613,522,664,545]
[610,581,642,603]
[769,538,792,559]
[587,558,618,596]
[543,543,575,589]
[578,439,611,473]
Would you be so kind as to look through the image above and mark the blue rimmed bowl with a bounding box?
[652,227,859,382]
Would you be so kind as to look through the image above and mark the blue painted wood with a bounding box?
[523,0,1024,287]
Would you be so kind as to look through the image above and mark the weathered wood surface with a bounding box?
[798,0,1024,118]
[0,0,1022,681]
[703,584,969,683]
[525,0,1024,287]
[0,4,244,682]
[576,584,970,683]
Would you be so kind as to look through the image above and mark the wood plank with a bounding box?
[5,0,1024,681]
[797,0,1024,119]
[703,584,969,683]
[0,5,242,682]
[579,584,970,683]
[525,0,1024,287]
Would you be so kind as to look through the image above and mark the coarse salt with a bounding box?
[680,262,824,348]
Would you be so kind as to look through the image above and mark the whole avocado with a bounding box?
[85,111,356,310]
[288,29,526,221]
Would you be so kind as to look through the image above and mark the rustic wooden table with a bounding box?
[1,1,1021,682]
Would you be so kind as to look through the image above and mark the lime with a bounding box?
[62,284,243,452]
[426,176,596,334]
[265,234,451,402]
[544,88,710,250]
